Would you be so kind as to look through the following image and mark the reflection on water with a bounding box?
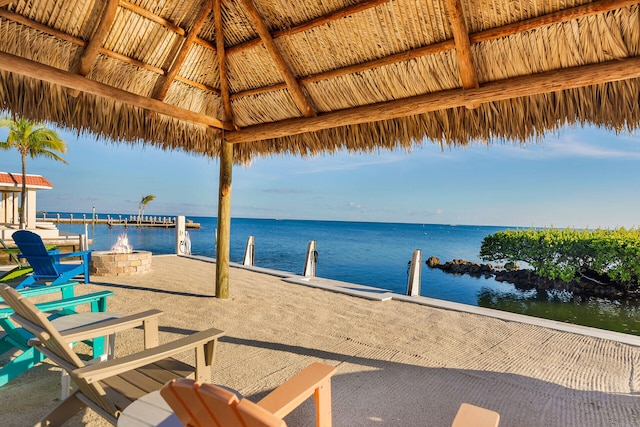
[478,287,640,336]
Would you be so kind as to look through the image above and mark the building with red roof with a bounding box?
[1,172,53,232]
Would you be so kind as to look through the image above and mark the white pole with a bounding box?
[175,215,187,255]
[303,240,317,277]
[406,249,422,296]
[243,236,255,266]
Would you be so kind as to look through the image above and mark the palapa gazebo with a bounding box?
[0,0,639,298]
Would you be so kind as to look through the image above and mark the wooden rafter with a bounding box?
[446,0,478,90]
[230,0,637,100]
[119,0,216,51]
[225,56,640,143]
[0,51,233,131]
[238,0,316,118]
[2,0,631,105]
[0,9,159,73]
[227,0,390,55]
[0,0,636,107]
[0,0,13,7]
[471,0,639,44]
[214,0,233,123]
[119,0,185,36]
[152,0,212,101]
[74,0,120,76]
[231,41,455,100]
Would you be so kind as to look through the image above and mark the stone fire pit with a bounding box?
[90,250,152,277]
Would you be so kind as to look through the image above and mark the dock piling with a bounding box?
[243,236,255,266]
[303,240,317,277]
[406,249,422,296]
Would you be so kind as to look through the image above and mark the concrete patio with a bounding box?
[1,255,639,426]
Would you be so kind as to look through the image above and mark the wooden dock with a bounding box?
[39,214,201,229]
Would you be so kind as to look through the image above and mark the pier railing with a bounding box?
[39,213,200,229]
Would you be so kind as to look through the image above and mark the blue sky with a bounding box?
[1,122,639,228]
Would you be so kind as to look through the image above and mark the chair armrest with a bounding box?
[35,291,113,313]
[0,282,78,303]
[451,403,500,427]
[257,362,336,418]
[1,291,111,319]
[49,250,91,260]
[54,309,163,343]
[73,327,225,383]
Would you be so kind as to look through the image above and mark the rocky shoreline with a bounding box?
[426,257,640,301]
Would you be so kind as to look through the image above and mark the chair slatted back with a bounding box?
[162,379,285,427]
[0,284,118,415]
[12,230,59,278]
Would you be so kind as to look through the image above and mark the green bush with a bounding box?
[480,228,640,289]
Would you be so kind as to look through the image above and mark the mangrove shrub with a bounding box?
[479,228,640,289]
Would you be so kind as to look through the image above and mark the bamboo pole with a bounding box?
[215,139,233,299]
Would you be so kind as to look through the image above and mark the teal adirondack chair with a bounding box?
[0,282,113,387]
[12,230,92,289]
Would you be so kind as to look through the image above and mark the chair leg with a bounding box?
[83,261,90,283]
[15,275,36,290]
[35,391,87,427]
[314,379,333,427]
[0,347,46,387]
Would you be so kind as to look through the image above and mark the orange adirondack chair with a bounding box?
[161,362,337,427]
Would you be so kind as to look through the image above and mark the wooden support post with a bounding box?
[215,140,233,298]
[406,249,422,296]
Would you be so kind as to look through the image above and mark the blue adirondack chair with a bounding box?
[12,230,92,290]
[0,282,114,387]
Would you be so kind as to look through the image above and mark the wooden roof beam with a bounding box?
[152,0,212,101]
[238,0,316,118]
[471,0,640,44]
[214,0,234,125]
[446,0,479,109]
[225,56,640,143]
[0,9,157,72]
[75,0,120,76]
[119,0,184,36]
[0,1,13,7]
[67,0,119,97]
[230,0,637,101]
[0,51,234,131]
[0,9,222,98]
[119,0,216,51]
[227,0,390,55]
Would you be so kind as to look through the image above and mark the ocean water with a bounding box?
[50,213,640,335]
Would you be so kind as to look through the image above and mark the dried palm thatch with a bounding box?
[0,0,639,164]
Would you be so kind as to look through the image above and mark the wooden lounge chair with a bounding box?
[12,230,92,289]
[0,282,113,387]
[452,403,500,427]
[0,284,224,426]
[161,362,337,427]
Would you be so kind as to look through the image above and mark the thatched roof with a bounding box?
[0,0,639,163]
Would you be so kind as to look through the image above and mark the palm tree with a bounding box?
[0,118,68,229]
[138,194,156,222]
